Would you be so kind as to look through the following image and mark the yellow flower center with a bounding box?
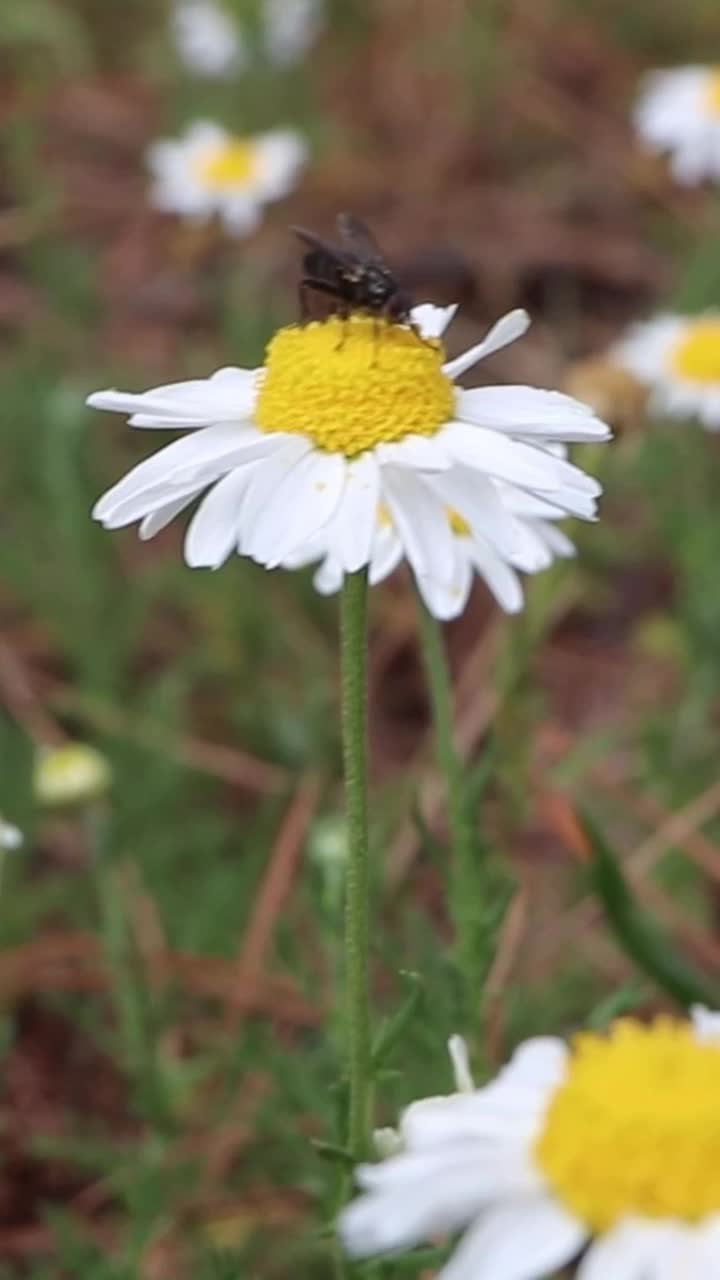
[535,1018,720,1232]
[705,70,720,116]
[255,316,454,458]
[199,140,258,190]
[671,320,720,383]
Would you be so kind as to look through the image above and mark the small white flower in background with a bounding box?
[172,0,246,77]
[340,1010,720,1279]
[0,818,23,851]
[634,66,720,184]
[614,312,720,430]
[87,303,609,612]
[263,0,324,66]
[147,122,307,235]
[34,744,113,809]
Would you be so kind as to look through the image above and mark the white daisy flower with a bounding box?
[34,744,113,809]
[634,66,720,184]
[88,304,609,599]
[340,1009,720,1280]
[263,0,324,67]
[147,121,307,235]
[171,0,246,77]
[283,462,579,618]
[0,818,23,852]
[614,312,720,429]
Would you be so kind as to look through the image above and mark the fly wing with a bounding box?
[292,225,354,281]
[336,212,385,265]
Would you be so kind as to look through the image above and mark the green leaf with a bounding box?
[371,971,424,1069]
[582,813,719,1009]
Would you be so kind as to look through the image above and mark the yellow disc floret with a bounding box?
[535,1018,720,1232]
[199,140,258,189]
[255,316,454,457]
[672,320,720,384]
[705,70,720,117]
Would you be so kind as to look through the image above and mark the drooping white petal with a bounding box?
[368,526,404,585]
[184,468,255,567]
[332,453,381,573]
[342,1150,531,1259]
[457,386,611,441]
[424,468,540,565]
[448,1036,474,1093]
[382,469,455,586]
[691,1006,720,1042]
[411,303,458,339]
[251,449,346,567]
[443,309,530,381]
[139,492,199,539]
[87,367,258,429]
[466,540,525,612]
[314,556,344,595]
[417,549,473,620]
[99,480,203,530]
[376,434,449,471]
[442,422,586,493]
[92,424,273,523]
[578,1219,684,1280]
[437,1195,586,1280]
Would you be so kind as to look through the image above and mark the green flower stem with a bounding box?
[416,596,478,1025]
[340,568,372,1161]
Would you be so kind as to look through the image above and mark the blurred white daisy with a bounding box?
[0,817,23,851]
[88,304,609,601]
[340,1009,720,1280]
[147,121,307,235]
[634,66,720,184]
[172,0,246,77]
[263,0,324,67]
[284,463,579,618]
[614,312,720,429]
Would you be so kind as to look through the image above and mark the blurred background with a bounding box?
[1,0,720,1275]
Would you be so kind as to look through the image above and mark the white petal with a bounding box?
[368,527,404,585]
[314,556,344,595]
[382,470,454,586]
[253,130,308,200]
[448,1035,475,1093]
[578,1220,683,1280]
[333,453,381,573]
[238,438,312,554]
[87,367,258,428]
[139,492,198,539]
[342,1148,531,1259]
[376,434,450,471]
[457,386,611,441]
[417,551,473,620]
[532,520,576,560]
[244,447,345,565]
[691,1006,720,1042]
[442,422,580,492]
[466,540,525,612]
[443,309,530,380]
[97,479,205,529]
[184,468,254,567]
[424,469,534,563]
[411,302,459,339]
[92,423,267,523]
[439,1195,587,1280]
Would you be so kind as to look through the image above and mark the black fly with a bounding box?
[291,213,414,325]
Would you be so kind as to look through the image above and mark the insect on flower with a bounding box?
[292,213,414,325]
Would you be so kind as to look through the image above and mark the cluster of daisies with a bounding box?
[615,66,720,430]
[149,0,319,236]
